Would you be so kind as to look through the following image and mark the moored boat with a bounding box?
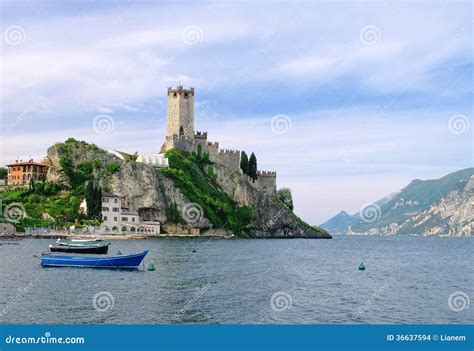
[49,242,109,254]
[41,250,149,269]
[56,238,104,246]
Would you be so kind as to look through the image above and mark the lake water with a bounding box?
[0,236,472,324]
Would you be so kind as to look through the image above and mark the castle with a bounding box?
[161,86,277,194]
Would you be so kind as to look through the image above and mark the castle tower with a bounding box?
[166,86,195,139]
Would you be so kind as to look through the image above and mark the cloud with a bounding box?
[0,1,471,224]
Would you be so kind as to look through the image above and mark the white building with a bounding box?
[101,192,160,234]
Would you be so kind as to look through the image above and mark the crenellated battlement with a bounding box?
[207,141,219,148]
[218,149,240,155]
[257,170,277,177]
[167,85,195,96]
[195,131,208,138]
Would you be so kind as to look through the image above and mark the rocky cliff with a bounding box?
[46,139,330,238]
[320,168,473,236]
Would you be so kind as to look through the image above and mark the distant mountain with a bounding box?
[319,211,355,235]
[320,168,473,236]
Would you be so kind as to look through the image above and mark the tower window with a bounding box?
[173,93,177,98]
[184,92,188,98]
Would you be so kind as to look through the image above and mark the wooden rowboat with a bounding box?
[49,242,109,254]
[41,250,149,269]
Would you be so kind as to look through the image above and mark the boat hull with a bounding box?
[41,250,149,269]
[49,244,109,254]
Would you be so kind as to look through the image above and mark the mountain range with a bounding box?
[320,168,473,236]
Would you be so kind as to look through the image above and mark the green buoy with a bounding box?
[358,262,366,271]
[147,262,156,271]
[117,250,122,255]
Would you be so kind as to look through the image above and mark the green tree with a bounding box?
[277,187,294,211]
[0,167,7,179]
[248,152,258,180]
[85,181,95,217]
[94,186,102,220]
[240,151,249,175]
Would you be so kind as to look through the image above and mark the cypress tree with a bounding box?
[248,152,258,180]
[240,151,249,175]
[95,186,102,220]
[85,181,94,217]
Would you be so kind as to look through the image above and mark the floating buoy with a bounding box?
[191,249,196,253]
[147,262,156,271]
[117,250,122,255]
[358,262,366,271]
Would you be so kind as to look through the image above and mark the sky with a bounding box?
[0,0,472,224]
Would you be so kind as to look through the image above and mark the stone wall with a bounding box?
[257,171,277,194]
[166,86,194,139]
[216,149,240,171]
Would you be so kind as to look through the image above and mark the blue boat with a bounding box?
[41,250,149,269]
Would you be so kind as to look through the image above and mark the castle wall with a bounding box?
[216,149,240,171]
[162,86,277,195]
[257,171,277,194]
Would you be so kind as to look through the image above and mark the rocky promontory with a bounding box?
[46,139,330,238]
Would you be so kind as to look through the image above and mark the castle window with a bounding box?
[184,92,188,98]
[173,92,177,98]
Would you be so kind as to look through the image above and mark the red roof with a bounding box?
[6,161,48,167]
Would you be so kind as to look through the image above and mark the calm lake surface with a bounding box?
[0,236,472,324]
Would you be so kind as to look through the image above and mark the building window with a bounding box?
[121,217,128,222]
[113,208,119,212]
[184,92,188,98]
[103,198,109,202]
[102,207,109,211]
[103,216,107,221]
[132,217,135,222]
[114,199,118,203]
[114,217,118,221]
[173,92,177,98]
